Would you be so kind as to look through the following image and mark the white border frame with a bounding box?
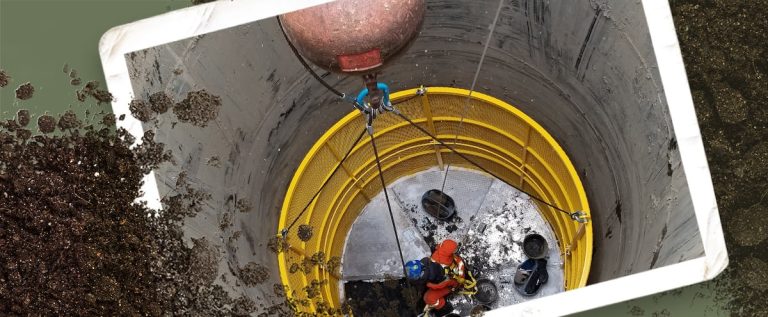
[99,1,728,315]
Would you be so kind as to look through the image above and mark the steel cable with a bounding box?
[441,0,507,193]
[395,111,574,216]
[283,128,367,233]
[369,131,408,276]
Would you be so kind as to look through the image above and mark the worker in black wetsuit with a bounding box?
[406,258,454,316]
[405,241,466,317]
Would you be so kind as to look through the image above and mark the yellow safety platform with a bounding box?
[277,87,592,312]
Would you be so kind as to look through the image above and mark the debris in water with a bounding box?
[84,80,99,89]
[206,156,222,167]
[301,258,314,274]
[173,90,221,127]
[77,80,113,104]
[273,284,286,297]
[0,95,215,314]
[235,198,252,213]
[149,91,173,114]
[268,235,290,253]
[0,69,9,87]
[1,119,19,132]
[16,109,30,127]
[297,224,314,241]
[16,128,31,142]
[37,114,56,134]
[345,279,419,316]
[239,262,270,286]
[57,110,82,131]
[232,296,258,315]
[101,113,116,127]
[326,256,342,275]
[129,99,154,122]
[304,279,326,299]
[227,230,242,248]
[132,130,173,174]
[188,237,219,285]
[76,89,86,102]
[15,82,34,100]
[0,69,274,314]
[310,252,326,266]
[219,212,232,230]
[90,89,114,104]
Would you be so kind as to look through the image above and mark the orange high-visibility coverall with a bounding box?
[423,239,465,310]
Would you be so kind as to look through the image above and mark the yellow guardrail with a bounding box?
[277,87,592,313]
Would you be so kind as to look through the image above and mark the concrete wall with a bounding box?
[125,0,703,303]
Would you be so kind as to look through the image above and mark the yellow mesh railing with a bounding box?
[277,87,592,312]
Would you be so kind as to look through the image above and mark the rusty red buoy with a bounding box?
[279,0,426,74]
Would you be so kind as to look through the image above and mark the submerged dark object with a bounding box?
[514,258,549,296]
[469,305,490,316]
[344,278,421,316]
[421,189,456,220]
[474,278,499,304]
[523,233,549,259]
[279,0,426,73]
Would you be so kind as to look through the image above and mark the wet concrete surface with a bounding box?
[341,169,563,310]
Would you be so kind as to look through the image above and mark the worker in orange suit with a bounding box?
[423,239,465,315]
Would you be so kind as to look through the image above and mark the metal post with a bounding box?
[420,92,445,170]
[519,126,532,187]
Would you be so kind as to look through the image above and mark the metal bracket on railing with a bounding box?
[365,111,375,135]
[570,211,589,223]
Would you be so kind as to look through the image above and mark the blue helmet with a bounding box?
[405,260,423,280]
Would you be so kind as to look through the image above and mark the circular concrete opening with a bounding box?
[277,87,592,312]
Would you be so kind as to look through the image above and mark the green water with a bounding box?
[0,0,188,118]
